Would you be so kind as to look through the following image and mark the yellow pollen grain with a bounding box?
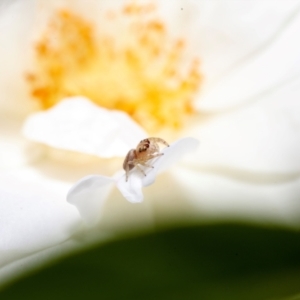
[27,3,201,133]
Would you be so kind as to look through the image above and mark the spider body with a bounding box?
[123,137,169,181]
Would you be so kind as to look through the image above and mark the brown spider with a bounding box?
[123,137,169,182]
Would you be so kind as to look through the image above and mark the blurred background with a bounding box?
[0,0,300,298]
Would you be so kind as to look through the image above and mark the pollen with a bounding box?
[27,3,201,133]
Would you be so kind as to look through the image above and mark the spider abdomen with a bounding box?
[123,149,137,171]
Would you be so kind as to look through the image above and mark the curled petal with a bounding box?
[117,173,144,204]
[117,138,199,203]
[67,175,115,227]
[22,96,147,158]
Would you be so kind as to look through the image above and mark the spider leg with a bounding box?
[136,153,164,174]
[148,137,169,147]
[138,161,154,169]
[147,153,164,160]
[125,163,131,182]
[136,165,146,177]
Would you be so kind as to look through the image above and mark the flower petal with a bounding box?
[116,173,144,204]
[186,77,300,174]
[185,0,300,110]
[0,0,39,116]
[22,96,147,158]
[116,138,199,203]
[67,175,115,226]
[0,174,81,268]
[172,167,300,226]
[0,117,43,169]
[142,137,200,186]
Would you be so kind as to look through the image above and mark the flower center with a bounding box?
[27,3,201,133]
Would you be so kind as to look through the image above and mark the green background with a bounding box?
[1,223,300,300]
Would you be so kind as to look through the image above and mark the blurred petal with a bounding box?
[0,0,39,116]
[0,117,42,169]
[187,77,300,174]
[67,175,115,227]
[0,237,81,288]
[172,167,300,226]
[117,138,199,203]
[0,175,81,268]
[184,0,300,110]
[23,96,147,157]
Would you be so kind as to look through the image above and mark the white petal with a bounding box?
[195,0,300,111]
[116,138,199,203]
[67,175,115,226]
[0,0,39,116]
[0,175,81,268]
[117,172,144,203]
[172,167,300,226]
[22,96,147,158]
[142,137,199,186]
[0,117,43,169]
[186,77,300,174]
[0,239,81,287]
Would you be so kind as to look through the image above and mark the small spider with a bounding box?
[123,137,169,182]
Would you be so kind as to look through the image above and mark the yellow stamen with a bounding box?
[27,3,201,133]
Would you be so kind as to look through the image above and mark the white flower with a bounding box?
[0,0,300,284]
[66,135,199,226]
